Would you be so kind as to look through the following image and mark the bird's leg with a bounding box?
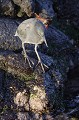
[22,43,32,67]
[35,45,45,72]
[44,37,48,47]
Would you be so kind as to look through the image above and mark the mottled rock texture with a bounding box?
[57,0,79,29]
[0,0,14,16]
[12,0,35,17]
[0,0,79,119]
[0,0,55,18]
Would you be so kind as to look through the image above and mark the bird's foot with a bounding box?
[24,56,32,68]
[42,63,49,69]
[30,60,35,66]
[37,61,49,73]
[37,61,45,73]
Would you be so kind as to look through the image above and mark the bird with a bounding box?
[14,13,50,72]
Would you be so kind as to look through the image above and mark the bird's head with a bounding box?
[34,13,52,28]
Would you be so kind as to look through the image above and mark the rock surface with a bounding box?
[0,16,79,119]
[0,0,55,18]
[0,18,21,50]
[0,0,79,119]
[35,0,55,19]
[57,0,79,29]
[12,0,35,17]
[64,66,79,116]
[0,0,14,16]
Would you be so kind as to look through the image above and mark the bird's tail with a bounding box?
[14,31,18,36]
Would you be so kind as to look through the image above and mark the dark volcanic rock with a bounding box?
[35,0,55,19]
[57,0,79,29]
[12,0,55,18]
[0,0,79,119]
[0,0,55,18]
[0,18,79,119]
[0,0,14,16]
[0,18,22,50]
[12,0,35,17]
[65,66,79,97]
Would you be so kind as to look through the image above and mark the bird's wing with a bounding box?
[35,21,45,37]
[21,18,36,29]
[16,22,31,39]
[35,21,48,47]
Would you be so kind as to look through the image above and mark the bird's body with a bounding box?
[15,18,46,44]
[15,16,48,72]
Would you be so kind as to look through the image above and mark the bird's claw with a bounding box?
[36,61,45,73]
[43,63,49,69]
[24,56,32,68]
